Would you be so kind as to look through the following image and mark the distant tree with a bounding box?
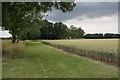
[115,34,120,38]
[84,34,91,39]
[40,21,68,39]
[77,27,85,38]
[69,25,77,39]
[104,33,116,38]
[54,22,68,39]
[40,19,54,39]
[84,33,120,39]
[2,2,76,43]
[39,22,85,40]
[69,25,85,39]
[84,33,103,39]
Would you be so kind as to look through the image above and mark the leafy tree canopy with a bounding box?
[2,2,76,43]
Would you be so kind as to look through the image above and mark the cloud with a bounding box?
[0,31,12,38]
[44,2,118,22]
[63,14,118,34]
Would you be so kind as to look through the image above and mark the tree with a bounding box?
[104,33,116,38]
[40,21,68,39]
[77,27,85,38]
[2,2,76,43]
[20,25,41,40]
[40,19,54,39]
[84,33,104,39]
[53,22,68,39]
[69,25,85,39]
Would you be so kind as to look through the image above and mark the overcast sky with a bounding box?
[0,1,119,37]
[44,2,118,34]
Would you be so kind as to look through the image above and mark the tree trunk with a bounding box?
[12,34,16,43]
[17,37,19,43]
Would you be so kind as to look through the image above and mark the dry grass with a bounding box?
[2,40,28,58]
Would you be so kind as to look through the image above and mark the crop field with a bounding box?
[43,39,118,54]
[2,40,118,78]
[42,39,119,65]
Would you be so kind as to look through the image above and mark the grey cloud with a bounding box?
[44,2,118,22]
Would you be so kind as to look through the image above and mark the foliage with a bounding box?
[69,25,85,39]
[40,19,54,39]
[39,20,85,40]
[54,22,68,39]
[84,33,120,39]
[19,19,83,40]
[2,2,76,43]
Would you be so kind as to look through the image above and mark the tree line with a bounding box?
[20,19,85,40]
[84,33,120,39]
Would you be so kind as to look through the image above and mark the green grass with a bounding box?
[2,41,118,78]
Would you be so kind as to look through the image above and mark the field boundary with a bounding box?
[42,41,118,66]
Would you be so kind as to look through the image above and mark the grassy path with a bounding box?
[2,42,118,78]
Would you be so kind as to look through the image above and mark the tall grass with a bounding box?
[2,40,28,58]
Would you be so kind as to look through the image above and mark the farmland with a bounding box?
[2,40,118,78]
[43,39,118,54]
[42,39,118,65]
